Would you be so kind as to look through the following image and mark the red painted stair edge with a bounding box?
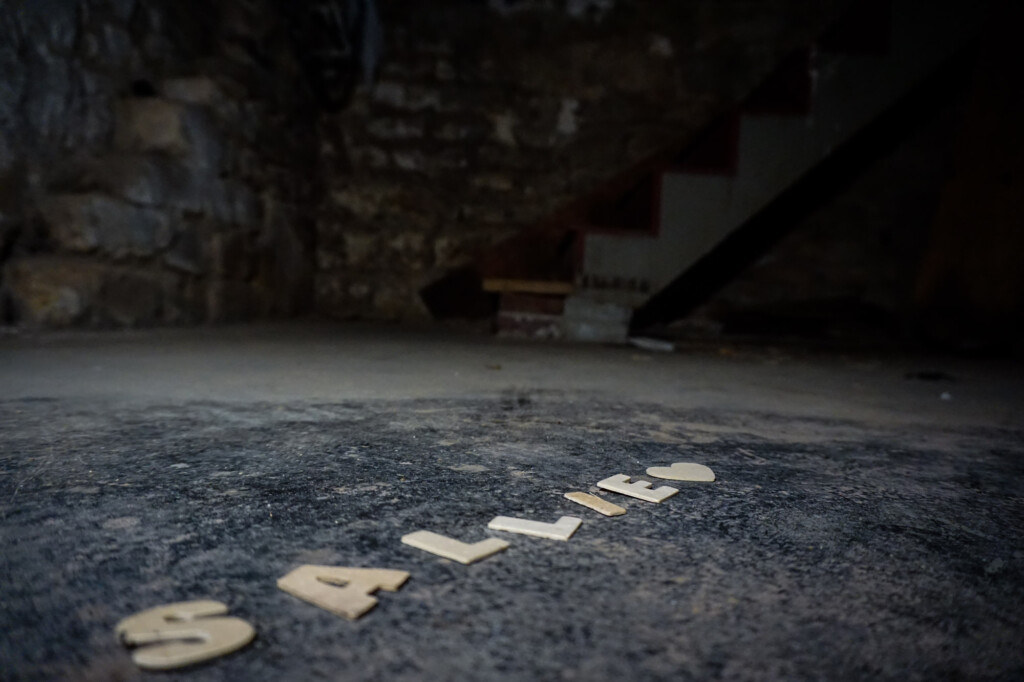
[475,0,893,291]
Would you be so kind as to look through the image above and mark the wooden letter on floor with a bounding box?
[564,491,626,517]
[277,566,410,620]
[597,474,678,503]
[487,515,582,541]
[401,530,509,565]
[115,600,255,671]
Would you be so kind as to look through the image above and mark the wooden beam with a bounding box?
[482,279,574,295]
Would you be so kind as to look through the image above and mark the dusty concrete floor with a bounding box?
[1,323,1023,681]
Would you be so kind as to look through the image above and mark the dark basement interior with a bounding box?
[1,1,1023,680]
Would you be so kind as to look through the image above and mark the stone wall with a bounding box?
[0,0,318,327]
[1,0,850,329]
[315,0,844,321]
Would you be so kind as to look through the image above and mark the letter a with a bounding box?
[277,565,410,620]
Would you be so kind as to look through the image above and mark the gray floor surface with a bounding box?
[1,323,1022,681]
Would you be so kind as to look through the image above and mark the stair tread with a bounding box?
[482,278,574,295]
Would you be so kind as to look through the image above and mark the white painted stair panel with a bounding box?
[655,174,736,286]
[581,233,657,290]
[584,174,734,293]
[810,54,895,147]
[728,115,819,227]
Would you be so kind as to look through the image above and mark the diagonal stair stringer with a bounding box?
[580,0,989,317]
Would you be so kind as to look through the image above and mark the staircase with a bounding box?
[479,0,989,342]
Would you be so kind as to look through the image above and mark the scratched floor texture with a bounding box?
[1,393,1023,681]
